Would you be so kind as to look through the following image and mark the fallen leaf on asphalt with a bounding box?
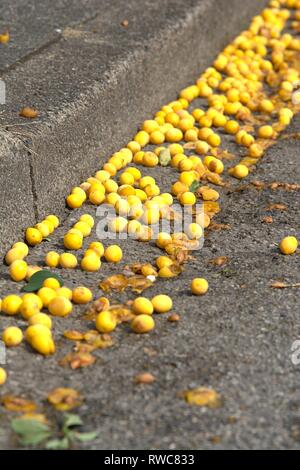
[203,201,221,218]
[209,256,229,267]
[19,107,39,118]
[182,387,221,408]
[47,388,83,411]
[261,216,273,224]
[266,203,288,211]
[1,396,37,413]
[63,330,84,341]
[208,222,231,232]
[271,281,300,289]
[99,274,140,293]
[134,373,156,385]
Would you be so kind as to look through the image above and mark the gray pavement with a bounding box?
[0,0,267,257]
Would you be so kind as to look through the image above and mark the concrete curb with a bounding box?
[0,0,268,257]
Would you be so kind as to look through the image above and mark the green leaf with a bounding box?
[11,418,50,435]
[159,149,171,167]
[63,414,83,429]
[190,181,201,193]
[21,270,63,293]
[74,431,99,442]
[46,437,70,450]
[20,431,53,446]
[11,418,53,446]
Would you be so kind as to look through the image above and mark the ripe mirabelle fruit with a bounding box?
[22,293,43,310]
[1,295,22,315]
[46,215,60,229]
[151,295,173,313]
[37,287,57,308]
[191,278,209,295]
[179,191,197,206]
[64,232,83,250]
[89,242,104,257]
[0,368,7,385]
[2,327,23,347]
[45,251,60,268]
[131,314,155,334]
[12,242,29,257]
[231,164,249,179]
[55,287,73,300]
[80,214,95,228]
[72,287,93,304]
[25,325,55,356]
[43,278,61,290]
[5,249,24,265]
[20,298,41,320]
[73,221,92,237]
[26,227,43,246]
[59,253,78,269]
[104,245,123,263]
[66,193,84,209]
[29,313,52,329]
[81,256,101,272]
[9,260,28,282]
[96,311,117,333]
[279,236,298,255]
[132,297,154,316]
[186,223,203,240]
[48,296,73,317]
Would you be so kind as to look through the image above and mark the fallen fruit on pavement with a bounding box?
[48,296,73,317]
[9,260,28,282]
[81,256,101,272]
[279,236,298,255]
[43,277,61,290]
[2,327,23,347]
[96,311,117,333]
[0,368,7,385]
[104,245,123,263]
[25,324,55,355]
[231,164,249,180]
[1,295,22,315]
[72,286,93,304]
[47,387,83,411]
[37,287,57,308]
[131,314,155,334]
[45,251,60,268]
[63,232,83,250]
[151,294,173,313]
[59,253,78,269]
[25,227,43,246]
[132,297,154,315]
[29,313,52,329]
[191,278,209,295]
[183,387,221,408]
[134,373,156,384]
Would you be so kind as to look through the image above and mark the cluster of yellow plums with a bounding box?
[1,0,300,385]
